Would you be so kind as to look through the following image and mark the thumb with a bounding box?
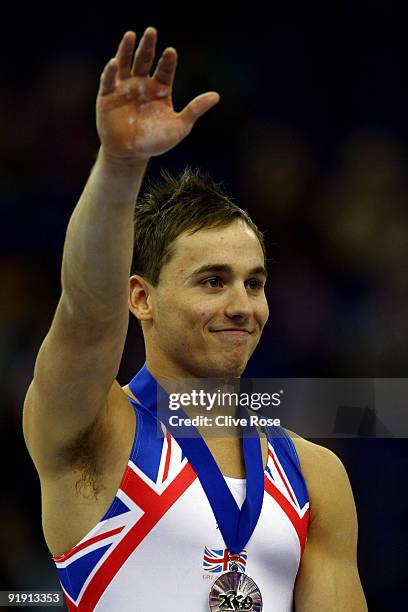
[178,92,220,130]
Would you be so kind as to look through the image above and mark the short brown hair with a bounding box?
[131,166,266,285]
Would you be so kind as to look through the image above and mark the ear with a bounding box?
[129,275,154,322]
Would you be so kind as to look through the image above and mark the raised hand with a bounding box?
[96,28,220,161]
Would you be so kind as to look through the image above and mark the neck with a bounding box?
[144,359,245,439]
[145,356,190,381]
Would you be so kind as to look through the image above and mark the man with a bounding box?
[22,27,367,611]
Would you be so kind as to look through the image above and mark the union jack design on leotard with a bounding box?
[54,407,197,611]
[53,394,309,611]
[263,431,309,555]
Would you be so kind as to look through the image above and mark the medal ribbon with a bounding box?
[128,364,265,555]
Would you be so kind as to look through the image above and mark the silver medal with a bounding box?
[209,567,263,611]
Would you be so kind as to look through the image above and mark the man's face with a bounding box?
[146,219,269,378]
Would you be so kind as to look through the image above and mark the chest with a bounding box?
[54,472,302,612]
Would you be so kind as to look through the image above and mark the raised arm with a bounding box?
[23,27,220,476]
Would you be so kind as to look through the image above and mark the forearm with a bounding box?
[61,146,148,322]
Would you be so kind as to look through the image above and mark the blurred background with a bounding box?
[1,2,407,610]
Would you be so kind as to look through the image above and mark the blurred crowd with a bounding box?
[1,8,407,610]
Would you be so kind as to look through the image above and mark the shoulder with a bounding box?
[286,429,349,483]
[286,431,356,526]
[289,432,347,477]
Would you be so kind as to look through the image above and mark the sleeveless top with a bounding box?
[52,375,310,611]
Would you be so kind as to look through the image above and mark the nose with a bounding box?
[224,283,251,321]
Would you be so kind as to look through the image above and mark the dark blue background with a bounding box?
[0,2,407,609]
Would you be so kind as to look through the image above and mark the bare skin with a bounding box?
[96,28,220,162]
[23,24,220,561]
[23,27,366,611]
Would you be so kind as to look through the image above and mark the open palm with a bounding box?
[96,28,220,160]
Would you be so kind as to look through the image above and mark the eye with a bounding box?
[246,279,264,290]
[202,277,224,288]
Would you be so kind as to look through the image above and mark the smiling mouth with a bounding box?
[210,329,252,336]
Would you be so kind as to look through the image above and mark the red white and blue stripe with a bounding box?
[53,398,309,611]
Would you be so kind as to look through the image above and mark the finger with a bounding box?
[152,47,177,88]
[178,92,221,129]
[98,58,119,96]
[116,31,137,80]
[131,26,157,77]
